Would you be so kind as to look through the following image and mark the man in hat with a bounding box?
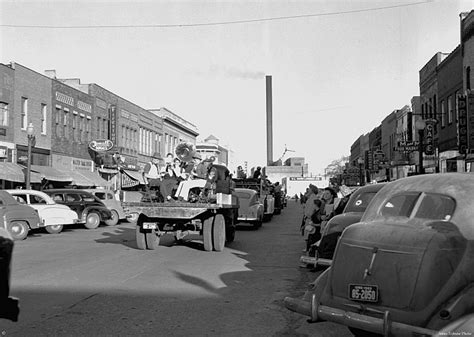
[142,153,167,202]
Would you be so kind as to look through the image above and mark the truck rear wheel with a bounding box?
[145,230,159,250]
[212,214,226,252]
[203,217,213,251]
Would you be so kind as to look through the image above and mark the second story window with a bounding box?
[0,102,8,126]
[448,95,453,124]
[55,107,62,137]
[21,97,28,129]
[41,104,47,135]
[441,100,445,127]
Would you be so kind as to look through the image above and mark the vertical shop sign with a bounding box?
[109,105,117,145]
[468,93,474,153]
[457,94,468,154]
[424,120,436,155]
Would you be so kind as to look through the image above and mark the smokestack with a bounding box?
[266,75,273,166]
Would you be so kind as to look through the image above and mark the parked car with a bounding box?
[0,228,19,321]
[43,189,112,229]
[301,183,386,268]
[285,173,474,336]
[0,190,41,240]
[233,188,264,229]
[233,178,275,221]
[83,189,129,226]
[6,189,79,234]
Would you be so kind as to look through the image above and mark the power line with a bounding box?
[1,1,431,29]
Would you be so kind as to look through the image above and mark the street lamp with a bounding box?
[357,157,365,186]
[415,119,426,175]
[26,123,35,190]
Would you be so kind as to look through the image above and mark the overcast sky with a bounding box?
[1,0,473,174]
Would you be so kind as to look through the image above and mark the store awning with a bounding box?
[123,169,145,185]
[30,165,72,182]
[69,170,110,187]
[0,162,26,182]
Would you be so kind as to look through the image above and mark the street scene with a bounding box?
[1,1,474,336]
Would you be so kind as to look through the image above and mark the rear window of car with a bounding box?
[380,192,455,221]
[345,191,378,213]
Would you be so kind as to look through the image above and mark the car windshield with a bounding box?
[344,191,378,213]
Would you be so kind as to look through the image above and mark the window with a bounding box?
[72,114,77,141]
[381,193,420,218]
[97,117,101,139]
[467,66,471,91]
[441,100,445,127]
[66,193,81,202]
[41,104,47,134]
[345,192,378,213]
[0,102,8,126]
[415,193,455,221]
[455,91,460,122]
[55,107,62,137]
[21,97,28,129]
[63,110,68,139]
[80,193,95,202]
[52,194,64,202]
[30,194,47,204]
[448,96,453,124]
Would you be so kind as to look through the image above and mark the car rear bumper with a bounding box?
[284,295,437,336]
[237,216,260,221]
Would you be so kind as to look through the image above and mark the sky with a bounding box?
[1,0,473,175]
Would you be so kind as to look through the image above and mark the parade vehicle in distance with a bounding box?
[6,189,79,234]
[43,189,112,229]
[0,190,42,241]
[123,164,239,252]
[232,178,275,221]
[233,188,264,229]
[285,173,474,336]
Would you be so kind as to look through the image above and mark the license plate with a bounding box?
[142,222,157,230]
[348,284,378,302]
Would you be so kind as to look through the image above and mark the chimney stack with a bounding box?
[266,75,273,166]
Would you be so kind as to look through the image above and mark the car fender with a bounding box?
[81,206,111,221]
[427,282,474,331]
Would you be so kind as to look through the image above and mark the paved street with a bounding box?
[1,200,351,337]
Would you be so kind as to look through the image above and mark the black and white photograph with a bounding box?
[1,0,474,336]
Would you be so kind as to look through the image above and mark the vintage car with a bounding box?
[0,228,19,321]
[44,189,112,229]
[83,189,129,226]
[0,190,41,241]
[301,183,386,268]
[233,188,264,229]
[6,189,79,234]
[233,178,274,221]
[285,173,474,336]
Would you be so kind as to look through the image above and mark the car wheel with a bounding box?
[136,225,146,250]
[8,221,29,241]
[202,217,213,251]
[212,214,226,252]
[145,229,159,250]
[84,212,100,229]
[127,212,139,223]
[104,210,119,226]
[45,224,63,234]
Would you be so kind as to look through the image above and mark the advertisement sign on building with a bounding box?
[468,93,474,153]
[424,119,436,155]
[457,94,468,154]
[109,105,117,145]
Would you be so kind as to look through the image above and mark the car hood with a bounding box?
[328,219,468,312]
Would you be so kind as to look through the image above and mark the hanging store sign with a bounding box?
[109,105,117,145]
[89,139,114,152]
[468,93,474,153]
[424,120,436,155]
[458,95,468,154]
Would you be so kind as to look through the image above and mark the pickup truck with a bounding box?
[123,178,239,252]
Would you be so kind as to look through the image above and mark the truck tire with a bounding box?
[212,214,226,252]
[84,212,100,229]
[203,217,213,251]
[45,224,63,234]
[145,230,159,250]
[136,225,146,250]
[8,221,29,241]
[104,210,119,226]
